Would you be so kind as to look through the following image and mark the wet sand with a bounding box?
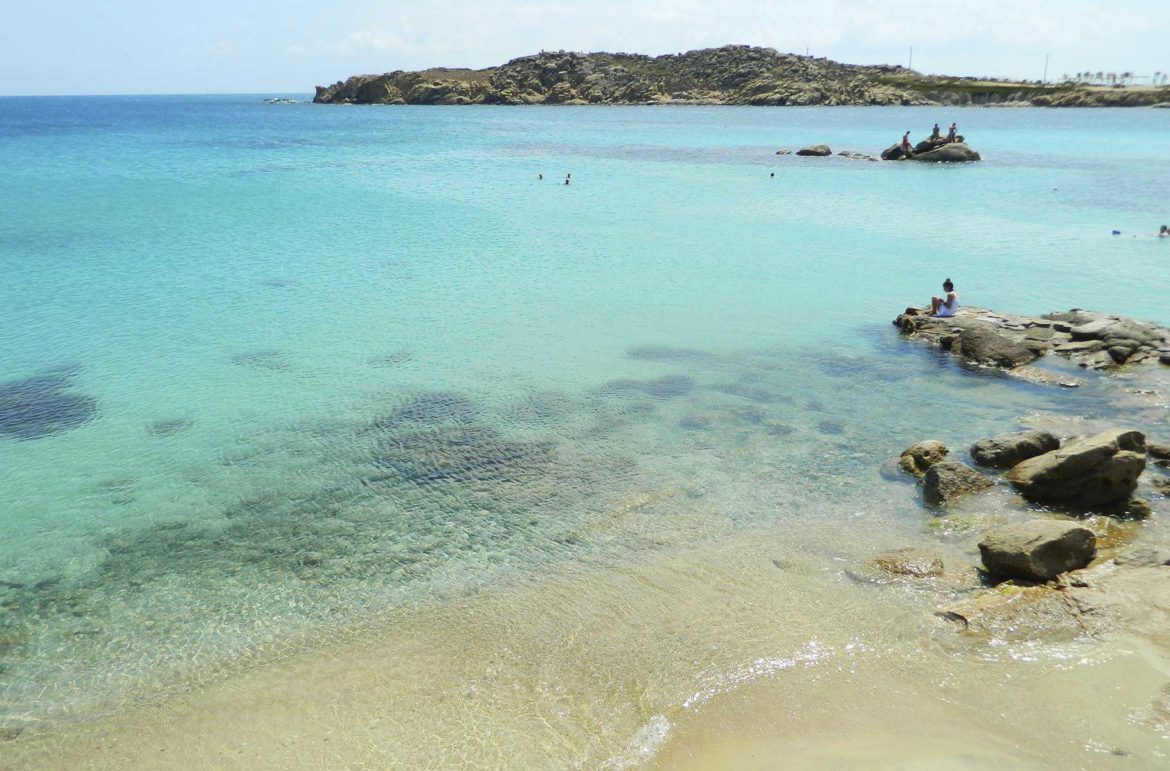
[8,525,1168,769]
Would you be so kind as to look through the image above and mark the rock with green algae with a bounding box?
[897,440,949,477]
[922,460,994,506]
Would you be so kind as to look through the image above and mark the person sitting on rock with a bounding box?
[947,122,958,143]
[931,123,941,140]
[901,131,912,152]
[931,278,959,317]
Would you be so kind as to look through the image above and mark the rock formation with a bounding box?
[978,520,1097,581]
[893,306,1170,372]
[796,144,832,156]
[313,46,1170,107]
[911,142,981,162]
[1005,429,1146,508]
[970,430,1060,469]
[922,460,994,506]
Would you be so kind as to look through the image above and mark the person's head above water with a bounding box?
[943,278,955,292]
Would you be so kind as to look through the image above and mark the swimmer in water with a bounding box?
[564,178,570,185]
[538,173,543,180]
[1160,225,1169,238]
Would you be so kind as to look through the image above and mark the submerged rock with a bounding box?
[837,150,878,161]
[868,548,945,580]
[978,520,1097,581]
[147,418,194,437]
[371,425,555,485]
[897,440,949,477]
[1005,429,1146,508]
[600,374,695,399]
[379,391,480,427]
[922,460,994,506]
[970,430,1059,469]
[0,366,98,440]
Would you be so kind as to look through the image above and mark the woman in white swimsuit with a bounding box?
[931,278,959,317]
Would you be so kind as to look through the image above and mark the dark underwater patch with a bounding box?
[375,391,480,428]
[0,366,97,440]
[230,349,289,370]
[147,418,194,437]
[598,374,695,399]
[625,346,714,364]
[372,425,555,485]
[712,383,786,404]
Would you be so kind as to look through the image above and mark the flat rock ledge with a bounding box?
[893,306,1170,371]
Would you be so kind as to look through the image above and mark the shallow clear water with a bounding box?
[1,97,1169,761]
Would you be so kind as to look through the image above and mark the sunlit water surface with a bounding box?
[1,97,1169,766]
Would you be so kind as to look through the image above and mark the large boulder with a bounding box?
[970,430,1060,469]
[880,143,911,160]
[911,142,981,163]
[922,460,994,506]
[955,326,1043,368]
[913,136,962,154]
[897,440,949,477]
[796,144,832,156]
[1004,429,1147,508]
[978,520,1096,581]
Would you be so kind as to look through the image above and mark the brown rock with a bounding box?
[979,520,1097,581]
[1005,429,1146,508]
[922,460,994,506]
[897,440,949,477]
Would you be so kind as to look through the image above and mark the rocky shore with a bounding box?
[314,46,1170,107]
[870,302,1170,654]
[894,305,1170,372]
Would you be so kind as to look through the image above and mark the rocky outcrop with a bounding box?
[910,142,981,162]
[922,460,994,505]
[315,47,939,106]
[941,551,1170,642]
[796,144,832,156]
[898,440,949,477]
[978,521,1096,581]
[837,150,878,161]
[893,306,1170,372]
[316,46,1170,107]
[1004,429,1146,508]
[970,430,1060,469]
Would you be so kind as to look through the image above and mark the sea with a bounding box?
[1,96,1169,768]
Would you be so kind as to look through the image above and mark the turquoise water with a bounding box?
[1,97,1170,735]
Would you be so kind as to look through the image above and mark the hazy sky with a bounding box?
[2,0,1168,95]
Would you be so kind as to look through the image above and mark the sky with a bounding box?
[2,0,1168,95]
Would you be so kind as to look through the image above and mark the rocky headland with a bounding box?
[315,46,1170,107]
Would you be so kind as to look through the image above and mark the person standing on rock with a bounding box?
[902,131,912,152]
[947,122,957,142]
[931,123,941,140]
[930,278,959,317]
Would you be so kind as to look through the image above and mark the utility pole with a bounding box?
[908,46,913,70]
[1043,54,1049,84]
